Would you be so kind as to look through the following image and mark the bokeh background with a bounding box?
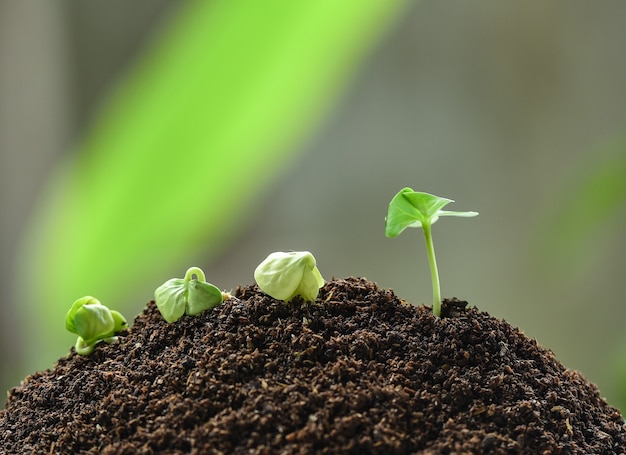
[2,0,626,411]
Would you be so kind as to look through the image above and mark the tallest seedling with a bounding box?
[385,188,478,317]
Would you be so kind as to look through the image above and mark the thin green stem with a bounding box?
[184,266,206,284]
[75,337,95,355]
[422,223,442,317]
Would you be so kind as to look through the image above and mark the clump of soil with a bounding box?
[1,277,625,454]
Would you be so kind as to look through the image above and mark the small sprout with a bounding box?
[154,266,228,323]
[254,251,324,302]
[65,296,128,355]
[385,188,478,317]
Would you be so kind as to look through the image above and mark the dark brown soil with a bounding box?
[1,277,625,454]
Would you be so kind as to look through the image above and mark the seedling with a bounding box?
[154,266,230,323]
[65,296,128,355]
[254,251,324,302]
[385,188,478,317]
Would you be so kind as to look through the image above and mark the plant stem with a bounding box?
[422,223,442,317]
[184,266,206,283]
[75,337,95,356]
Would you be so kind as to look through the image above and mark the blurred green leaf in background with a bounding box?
[14,0,409,381]
[530,135,626,411]
[533,136,626,282]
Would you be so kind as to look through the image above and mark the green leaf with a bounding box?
[254,251,325,302]
[64,296,96,335]
[385,188,477,238]
[403,190,454,220]
[154,278,188,323]
[109,311,128,334]
[292,262,325,303]
[185,280,224,316]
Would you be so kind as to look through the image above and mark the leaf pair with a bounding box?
[154,267,226,323]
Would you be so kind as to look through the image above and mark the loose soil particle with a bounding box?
[1,277,625,454]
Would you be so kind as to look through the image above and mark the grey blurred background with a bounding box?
[2,0,626,409]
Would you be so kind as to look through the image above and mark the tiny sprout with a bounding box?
[385,188,478,317]
[254,251,324,302]
[154,266,229,323]
[65,296,128,355]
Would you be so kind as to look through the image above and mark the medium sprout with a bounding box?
[154,266,229,323]
[385,188,478,317]
[65,296,128,355]
[254,251,324,302]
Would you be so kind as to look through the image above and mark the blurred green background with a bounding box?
[2,0,626,412]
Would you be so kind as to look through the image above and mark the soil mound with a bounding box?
[1,277,625,454]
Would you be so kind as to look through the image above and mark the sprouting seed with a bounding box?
[254,251,324,302]
[65,296,127,355]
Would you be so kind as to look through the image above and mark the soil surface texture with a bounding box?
[1,277,625,454]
